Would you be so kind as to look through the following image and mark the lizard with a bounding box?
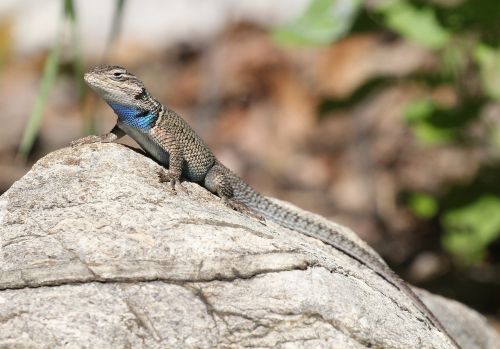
[72,64,460,348]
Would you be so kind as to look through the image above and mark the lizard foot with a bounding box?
[158,169,186,194]
[224,198,265,222]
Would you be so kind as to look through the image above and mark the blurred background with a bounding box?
[0,0,499,329]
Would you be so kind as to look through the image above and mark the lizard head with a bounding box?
[84,65,157,112]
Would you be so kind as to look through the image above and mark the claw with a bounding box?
[158,169,186,194]
[224,198,265,222]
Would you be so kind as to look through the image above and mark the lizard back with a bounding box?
[150,108,216,183]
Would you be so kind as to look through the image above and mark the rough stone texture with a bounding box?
[0,143,498,349]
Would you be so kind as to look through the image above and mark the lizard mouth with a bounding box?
[83,73,96,88]
[83,72,93,84]
[83,73,108,94]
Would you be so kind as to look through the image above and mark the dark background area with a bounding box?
[0,0,499,331]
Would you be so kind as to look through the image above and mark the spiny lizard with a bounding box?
[72,65,460,348]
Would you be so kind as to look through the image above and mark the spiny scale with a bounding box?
[73,65,460,348]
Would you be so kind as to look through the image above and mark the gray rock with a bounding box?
[0,144,498,349]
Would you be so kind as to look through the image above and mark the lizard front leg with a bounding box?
[71,124,125,146]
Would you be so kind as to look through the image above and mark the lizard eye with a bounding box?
[111,71,125,80]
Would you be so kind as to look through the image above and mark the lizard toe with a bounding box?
[224,198,265,222]
[158,170,186,194]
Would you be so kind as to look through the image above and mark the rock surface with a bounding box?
[0,144,498,349]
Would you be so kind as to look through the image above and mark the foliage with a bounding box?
[438,172,500,265]
[17,21,62,159]
[18,0,78,159]
[442,195,500,264]
[408,193,438,219]
[475,45,500,100]
[404,99,454,144]
[376,0,450,49]
[273,0,362,45]
[273,0,500,265]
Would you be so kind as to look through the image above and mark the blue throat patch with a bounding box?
[109,103,157,130]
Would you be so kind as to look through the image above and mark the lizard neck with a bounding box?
[109,103,159,131]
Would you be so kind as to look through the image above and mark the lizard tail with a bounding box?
[224,166,460,348]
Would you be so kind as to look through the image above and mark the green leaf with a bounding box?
[17,40,61,159]
[475,45,500,101]
[409,193,438,219]
[378,0,450,49]
[64,0,76,21]
[17,0,88,158]
[413,122,457,144]
[404,99,456,144]
[442,195,500,264]
[404,99,435,124]
[272,0,362,46]
[403,98,480,145]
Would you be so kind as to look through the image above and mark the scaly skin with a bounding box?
[72,65,460,348]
